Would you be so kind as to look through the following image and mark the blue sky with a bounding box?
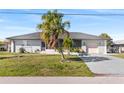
[0,9,124,40]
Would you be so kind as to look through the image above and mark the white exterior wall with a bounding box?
[10,39,107,54]
[15,46,41,53]
[14,40,42,53]
[98,40,107,54]
[118,46,124,53]
[119,47,121,53]
[10,40,14,52]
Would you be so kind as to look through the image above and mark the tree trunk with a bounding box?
[59,49,65,62]
[60,51,65,62]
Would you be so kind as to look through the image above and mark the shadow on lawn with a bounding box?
[0,56,23,60]
[67,57,82,61]
[80,56,110,62]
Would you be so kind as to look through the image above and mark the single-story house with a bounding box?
[0,40,8,51]
[111,40,124,53]
[7,32,107,54]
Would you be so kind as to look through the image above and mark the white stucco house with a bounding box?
[7,32,107,54]
[110,40,124,53]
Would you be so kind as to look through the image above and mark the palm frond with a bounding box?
[36,10,70,49]
[62,21,70,29]
[37,24,42,30]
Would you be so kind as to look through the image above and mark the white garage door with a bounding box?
[88,47,98,54]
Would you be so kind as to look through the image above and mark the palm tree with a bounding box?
[63,36,73,55]
[37,10,70,61]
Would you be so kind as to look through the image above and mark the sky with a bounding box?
[0,9,124,40]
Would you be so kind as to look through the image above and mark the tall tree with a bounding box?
[37,10,70,61]
[99,33,113,46]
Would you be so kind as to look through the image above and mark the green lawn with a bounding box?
[113,54,124,59]
[0,52,17,57]
[0,52,42,58]
[0,53,94,76]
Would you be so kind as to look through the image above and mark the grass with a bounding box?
[0,52,17,57]
[0,52,42,58]
[0,53,94,76]
[113,54,124,59]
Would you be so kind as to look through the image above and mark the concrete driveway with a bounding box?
[80,55,124,76]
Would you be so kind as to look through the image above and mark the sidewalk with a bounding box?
[0,77,124,84]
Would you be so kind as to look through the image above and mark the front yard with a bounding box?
[113,54,124,59]
[0,53,94,76]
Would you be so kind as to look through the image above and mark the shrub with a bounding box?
[56,47,64,53]
[19,48,25,53]
[70,48,84,53]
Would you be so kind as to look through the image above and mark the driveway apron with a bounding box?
[80,55,124,76]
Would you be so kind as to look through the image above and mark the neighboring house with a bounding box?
[111,40,124,53]
[0,40,8,51]
[7,32,107,54]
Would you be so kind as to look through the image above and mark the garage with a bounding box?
[88,47,98,54]
[86,40,99,54]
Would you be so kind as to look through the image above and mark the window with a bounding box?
[22,40,28,46]
[73,40,82,48]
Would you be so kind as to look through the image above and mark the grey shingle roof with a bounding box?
[7,32,105,40]
[59,32,104,40]
[7,32,41,40]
